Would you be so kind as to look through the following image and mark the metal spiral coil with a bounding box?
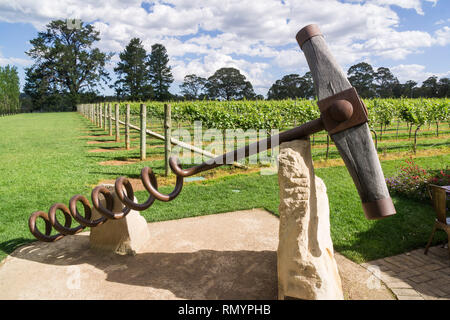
[28,158,188,242]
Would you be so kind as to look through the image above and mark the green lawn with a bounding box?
[0,112,448,263]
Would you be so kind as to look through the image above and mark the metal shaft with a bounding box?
[170,118,324,177]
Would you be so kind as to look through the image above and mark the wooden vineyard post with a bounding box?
[115,103,120,142]
[103,103,107,130]
[125,103,130,150]
[140,104,147,161]
[164,104,172,176]
[108,103,113,136]
[96,104,100,127]
[99,103,103,128]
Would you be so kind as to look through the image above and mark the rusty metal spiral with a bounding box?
[28,158,188,242]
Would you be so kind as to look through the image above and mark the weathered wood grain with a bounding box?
[108,103,112,136]
[301,29,393,218]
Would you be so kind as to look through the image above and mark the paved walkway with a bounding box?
[362,244,450,300]
[1,208,447,300]
[0,209,393,300]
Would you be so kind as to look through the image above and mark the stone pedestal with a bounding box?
[90,184,150,255]
[277,139,344,300]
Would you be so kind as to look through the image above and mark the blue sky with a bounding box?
[0,0,449,97]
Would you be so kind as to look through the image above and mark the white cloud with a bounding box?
[0,50,32,67]
[0,0,447,95]
[433,26,450,46]
[369,0,425,15]
[390,64,450,84]
[349,0,439,15]
[437,18,450,25]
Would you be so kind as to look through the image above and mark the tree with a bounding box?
[179,74,207,99]
[148,43,173,101]
[300,72,315,99]
[437,77,449,97]
[0,65,20,114]
[374,67,399,98]
[268,74,300,99]
[206,67,256,100]
[25,19,111,111]
[347,62,376,98]
[421,76,439,98]
[24,64,59,111]
[114,37,152,101]
[402,80,417,98]
[267,72,314,100]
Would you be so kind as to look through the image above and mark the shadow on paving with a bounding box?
[7,235,277,300]
[0,238,35,257]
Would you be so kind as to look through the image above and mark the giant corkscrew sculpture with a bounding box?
[29,24,396,243]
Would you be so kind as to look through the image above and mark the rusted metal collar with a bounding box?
[296,24,322,49]
[317,87,368,135]
[362,198,396,220]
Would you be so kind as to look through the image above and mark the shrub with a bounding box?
[386,158,449,201]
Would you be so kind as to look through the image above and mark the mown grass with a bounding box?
[0,112,448,264]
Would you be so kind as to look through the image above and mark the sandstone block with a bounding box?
[277,139,343,300]
[90,184,150,255]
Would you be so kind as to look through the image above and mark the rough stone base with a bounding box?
[90,184,150,255]
[277,139,344,300]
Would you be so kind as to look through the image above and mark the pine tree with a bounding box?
[114,37,152,100]
[147,44,173,101]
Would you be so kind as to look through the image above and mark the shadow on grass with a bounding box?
[80,132,109,137]
[89,171,143,179]
[92,146,124,150]
[0,238,35,257]
[378,141,449,151]
[80,137,116,142]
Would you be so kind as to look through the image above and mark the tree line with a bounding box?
[20,19,450,112]
[0,65,20,115]
[346,62,449,99]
